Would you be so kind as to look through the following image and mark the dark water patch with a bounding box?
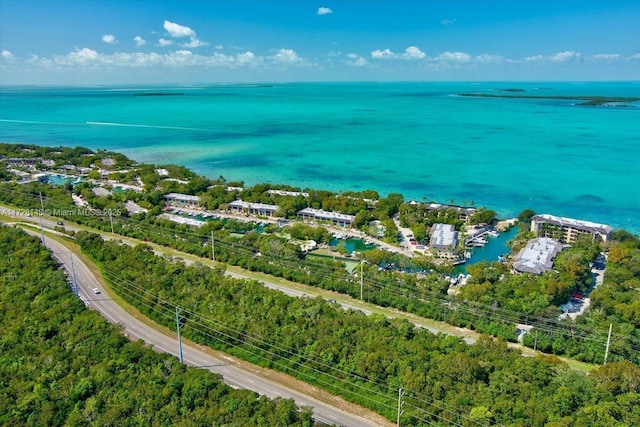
[132,92,184,97]
[572,194,607,204]
[282,151,302,159]
[461,182,500,191]
[209,153,275,168]
[555,142,593,148]
[187,131,256,142]
[398,181,434,192]
[253,122,336,137]
[295,166,350,182]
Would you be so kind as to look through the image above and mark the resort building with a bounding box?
[124,200,148,215]
[429,223,459,254]
[92,187,112,197]
[1,157,40,166]
[410,201,477,224]
[163,193,201,208]
[267,189,309,198]
[512,237,565,275]
[226,186,244,193]
[531,214,613,243]
[297,207,355,228]
[227,200,279,217]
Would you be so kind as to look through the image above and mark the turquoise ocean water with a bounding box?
[1,82,639,233]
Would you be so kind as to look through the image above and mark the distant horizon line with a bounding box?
[1,79,639,88]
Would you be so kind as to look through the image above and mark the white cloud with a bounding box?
[346,53,368,67]
[214,44,224,50]
[163,20,196,38]
[317,7,333,15]
[526,51,582,63]
[236,51,257,64]
[163,20,207,48]
[182,38,209,48]
[371,47,426,60]
[524,54,544,62]
[441,19,456,25]
[474,54,504,63]
[272,48,300,63]
[630,53,640,60]
[54,47,99,66]
[371,48,395,59]
[550,51,581,62]
[133,36,147,47]
[47,48,250,69]
[590,53,620,62]
[403,46,425,59]
[1,50,14,59]
[158,38,173,47]
[102,34,117,44]
[435,51,471,62]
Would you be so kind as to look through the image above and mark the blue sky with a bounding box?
[1,0,639,84]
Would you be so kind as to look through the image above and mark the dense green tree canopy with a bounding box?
[0,226,314,426]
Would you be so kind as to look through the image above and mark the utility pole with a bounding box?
[534,330,538,352]
[397,387,404,427]
[360,260,364,301]
[70,253,78,296]
[108,211,114,234]
[38,191,45,245]
[604,323,613,365]
[175,306,184,364]
[211,230,216,261]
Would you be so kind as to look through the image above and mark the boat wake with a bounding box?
[86,121,205,132]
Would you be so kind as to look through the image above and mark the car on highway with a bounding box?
[92,287,101,294]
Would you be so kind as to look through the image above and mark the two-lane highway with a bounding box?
[16,227,391,427]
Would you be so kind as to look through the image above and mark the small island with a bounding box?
[132,92,185,97]
[458,93,640,107]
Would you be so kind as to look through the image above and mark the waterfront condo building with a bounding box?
[429,223,459,256]
[227,200,280,217]
[530,214,613,243]
[163,193,201,208]
[297,207,355,228]
[512,237,565,275]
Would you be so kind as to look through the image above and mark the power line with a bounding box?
[3,185,639,357]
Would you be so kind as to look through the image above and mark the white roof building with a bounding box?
[513,237,564,275]
[228,200,279,217]
[531,214,613,243]
[429,223,458,252]
[267,189,309,198]
[163,193,201,207]
[297,207,355,228]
